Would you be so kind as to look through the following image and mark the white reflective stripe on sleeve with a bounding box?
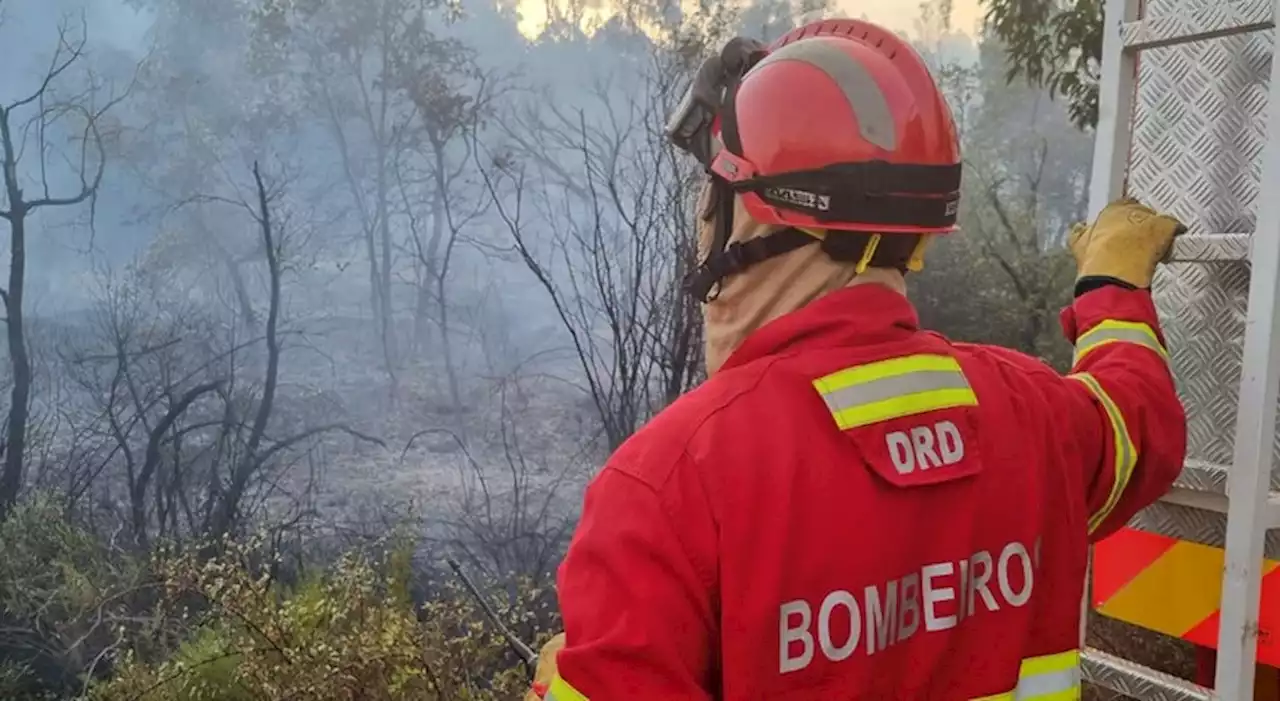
[971,649,1082,700]
[1072,319,1168,367]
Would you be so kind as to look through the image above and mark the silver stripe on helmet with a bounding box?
[747,38,897,150]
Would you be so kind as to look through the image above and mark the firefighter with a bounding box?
[525,18,1188,700]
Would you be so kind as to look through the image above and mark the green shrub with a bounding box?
[92,537,549,701]
[0,494,153,697]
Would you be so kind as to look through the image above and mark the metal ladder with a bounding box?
[1088,0,1280,698]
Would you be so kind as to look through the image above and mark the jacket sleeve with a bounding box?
[1057,285,1188,541]
[547,457,718,701]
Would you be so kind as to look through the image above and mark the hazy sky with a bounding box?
[516,0,984,39]
[847,0,984,34]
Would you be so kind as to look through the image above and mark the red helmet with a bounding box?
[714,20,961,233]
[666,19,962,301]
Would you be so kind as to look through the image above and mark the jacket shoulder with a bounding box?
[948,338,1064,381]
[606,360,777,490]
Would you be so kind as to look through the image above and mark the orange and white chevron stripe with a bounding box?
[1093,526,1280,667]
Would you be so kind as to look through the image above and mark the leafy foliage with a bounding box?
[0,495,556,700]
[911,26,1088,368]
[0,495,154,699]
[92,535,555,701]
[982,0,1103,129]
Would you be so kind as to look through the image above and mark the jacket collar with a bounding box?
[719,284,920,371]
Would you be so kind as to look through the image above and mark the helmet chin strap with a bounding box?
[683,65,824,304]
[684,190,927,305]
[684,182,819,303]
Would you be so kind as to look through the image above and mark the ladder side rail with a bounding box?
[1087,0,1142,220]
[1081,0,1141,660]
[1214,0,1280,694]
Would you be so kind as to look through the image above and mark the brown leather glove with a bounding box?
[524,632,566,701]
[1068,197,1186,290]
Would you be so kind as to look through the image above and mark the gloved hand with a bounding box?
[1068,197,1186,291]
[524,632,566,701]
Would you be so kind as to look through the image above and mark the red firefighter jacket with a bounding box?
[545,282,1187,701]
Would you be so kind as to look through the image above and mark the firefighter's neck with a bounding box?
[846,267,907,296]
[703,265,907,375]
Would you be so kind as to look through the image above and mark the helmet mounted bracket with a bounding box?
[664,37,767,171]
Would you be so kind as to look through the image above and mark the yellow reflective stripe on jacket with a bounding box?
[813,354,978,430]
[1068,372,1138,534]
[543,675,587,701]
[972,649,1082,700]
[544,651,1079,701]
[1073,319,1168,367]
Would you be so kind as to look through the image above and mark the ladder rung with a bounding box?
[1167,233,1251,262]
[1157,486,1229,515]
[1150,486,1280,532]
[1083,648,1214,701]
[1168,461,1280,528]
[1174,459,1230,495]
[1121,0,1274,52]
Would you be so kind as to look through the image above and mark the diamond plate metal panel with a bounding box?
[1128,501,1280,557]
[1168,232,1250,261]
[1127,32,1270,235]
[1083,649,1213,701]
[1173,459,1231,493]
[1121,0,1275,50]
[1128,12,1280,513]
[1147,261,1280,490]
[1146,0,1268,23]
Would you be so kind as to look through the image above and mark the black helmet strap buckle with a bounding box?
[683,209,817,303]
